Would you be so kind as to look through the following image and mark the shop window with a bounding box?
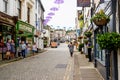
[18,0,21,19]
[96,43,105,65]
[3,0,8,13]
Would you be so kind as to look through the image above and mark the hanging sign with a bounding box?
[77,0,90,7]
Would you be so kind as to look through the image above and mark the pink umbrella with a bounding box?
[48,12,55,16]
[50,7,59,11]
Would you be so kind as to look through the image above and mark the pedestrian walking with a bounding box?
[87,41,92,62]
[11,40,15,58]
[18,42,22,57]
[21,41,26,58]
[6,39,11,59]
[32,43,37,56]
[68,42,74,57]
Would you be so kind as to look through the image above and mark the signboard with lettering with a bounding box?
[77,0,90,7]
[19,24,32,33]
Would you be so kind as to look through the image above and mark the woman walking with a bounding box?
[68,42,74,57]
[11,40,15,58]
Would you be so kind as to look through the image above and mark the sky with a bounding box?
[41,0,78,30]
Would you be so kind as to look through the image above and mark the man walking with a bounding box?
[21,41,26,58]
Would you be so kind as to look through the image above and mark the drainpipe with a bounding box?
[111,0,118,80]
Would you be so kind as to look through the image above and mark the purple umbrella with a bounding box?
[44,19,50,22]
[54,0,64,4]
[46,16,52,19]
[48,12,55,16]
[50,7,59,11]
[54,0,64,8]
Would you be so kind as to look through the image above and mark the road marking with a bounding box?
[63,57,73,80]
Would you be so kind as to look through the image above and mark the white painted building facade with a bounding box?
[0,0,16,16]
[34,0,44,50]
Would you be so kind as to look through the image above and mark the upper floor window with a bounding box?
[27,7,30,23]
[3,0,8,13]
[35,0,37,9]
[38,3,40,14]
[18,0,21,19]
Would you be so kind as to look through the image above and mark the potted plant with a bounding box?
[83,39,88,45]
[97,32,120,52]
[78,43,84,53]
[84,31,92,37]
[91,9,110,26]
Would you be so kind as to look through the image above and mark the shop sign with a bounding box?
[19,24,32,33]
[77,0,90,7]
[0,15,14,24]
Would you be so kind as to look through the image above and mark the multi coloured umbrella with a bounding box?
[50,7,59,11]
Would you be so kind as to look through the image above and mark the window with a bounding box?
[27,7,30,23]
[96,43,105,65]
[119,2,120,32]
[3,0,8,13]
[18,0,21,19]
[38,3,40,14]
[35,0,37,9]
[35,14,37,27]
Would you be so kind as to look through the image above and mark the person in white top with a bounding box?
[21,41,26,58]
[32,43,37,55]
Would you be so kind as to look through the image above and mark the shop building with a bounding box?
[0,11,17,60]
[16,20,34,50]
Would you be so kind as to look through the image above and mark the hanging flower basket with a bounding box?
[84,31,92,37]
[78,36,83,39]
[97,32,120,51]
[83,39,88,45]
[91,9,110,26]
[93,18,108,26]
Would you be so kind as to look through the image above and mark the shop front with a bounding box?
[16,20,34,54]
[0,11,17,60]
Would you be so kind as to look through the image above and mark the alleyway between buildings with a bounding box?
[0,43,104,80]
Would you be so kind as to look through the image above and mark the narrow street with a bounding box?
[0,43,73,80]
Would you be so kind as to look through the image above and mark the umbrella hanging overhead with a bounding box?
[50,7,59,11]
[48,12,55,16]
[46,16,52,19]
[54,0,64,8]
[54,0,64,4]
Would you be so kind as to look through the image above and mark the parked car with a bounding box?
[51,41,57,48]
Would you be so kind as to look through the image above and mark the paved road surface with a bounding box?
[0,43,73,80]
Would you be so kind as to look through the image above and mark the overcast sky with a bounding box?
[41,0,77,30]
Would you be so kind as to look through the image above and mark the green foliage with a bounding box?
[84,31,92,37]
[90,10,110,25]
[78,43,84,51]
[78,14,83,20]
[97,32,120,51]
[79,20,84,28]
[83,39,88,44]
